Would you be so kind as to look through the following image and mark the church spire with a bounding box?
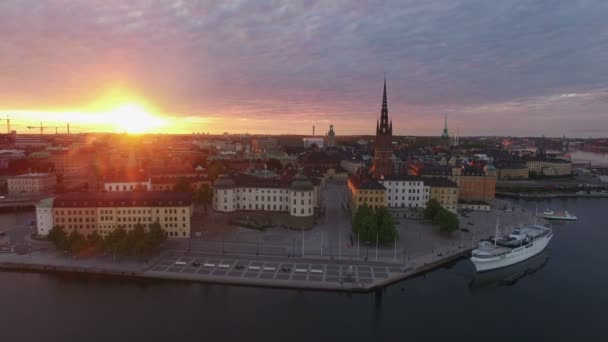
[377,77,391,135]
[441,113,450,141]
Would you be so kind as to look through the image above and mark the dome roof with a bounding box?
[290,173,314,191]
[213,174,236,189]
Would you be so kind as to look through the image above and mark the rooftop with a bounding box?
[10,172,53,179]
[53,192,193,208]
[348,175,386,190]
[425,177,458,188]
[378,175,424,182]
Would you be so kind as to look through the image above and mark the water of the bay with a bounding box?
[1,198,606,341]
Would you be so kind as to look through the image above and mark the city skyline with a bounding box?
[1,1,608,137]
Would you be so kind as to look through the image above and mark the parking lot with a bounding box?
[148,254,404,287]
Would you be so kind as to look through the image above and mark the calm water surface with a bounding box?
[568,150,608,164]
[1,198,607,342]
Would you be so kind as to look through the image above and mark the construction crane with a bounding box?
[0,115,10,134]
[27,122,53,135]
[58,123,74,134]
[27,122,75,135]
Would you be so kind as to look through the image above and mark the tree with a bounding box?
[195,184,214,215]
[353,204,375,243]
[128,224,148,257]
[353,205,398,244]
[376,207,398,243]
[424,198,441,220]
[434,208,460,234]
[173,177,192,192]
[266,158,283,171]
[105,226,128,258]
[146,221,167,254]
[67,230,86,254]
[48,226,69,251]
[529,170,539,179]
[208,162,225,181]
[87,231,105,252]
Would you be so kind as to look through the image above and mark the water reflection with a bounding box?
[469,250,550,291]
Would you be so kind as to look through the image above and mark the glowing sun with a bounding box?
[106,103,166,133]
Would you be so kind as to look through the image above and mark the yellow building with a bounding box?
[426,178,459,213]
[347,175,387,212]
[526,159,572,176]
[7,172,56,194]
[495,163,529,180]
[47,192,193,239]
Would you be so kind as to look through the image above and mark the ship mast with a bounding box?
[494,220,499,247]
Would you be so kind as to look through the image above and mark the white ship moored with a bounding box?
[471,223,553,273]
[539,209,577,221]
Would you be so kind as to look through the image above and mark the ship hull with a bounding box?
[472,234,552,273]
[540,215,577,221]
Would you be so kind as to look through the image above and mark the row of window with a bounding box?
[56,208,186,215]
[222,189,311,196]
[358,197,383,203]
[383,182,423,186]
[433,189,458,194]
[387,188,423,194]
[388,203,420,208]
[9,179,52,184]
[235,188,288,194]
[221,203,313,215]
[106,184,149,191]
[293,208,312,215]
[388,196,424,201]
[55,217,94,223]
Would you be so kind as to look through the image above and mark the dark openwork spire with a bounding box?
[377,77,391,135]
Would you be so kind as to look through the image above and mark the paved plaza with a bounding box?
[146,252,404,289]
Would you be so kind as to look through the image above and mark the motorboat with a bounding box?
[539,209,577,221]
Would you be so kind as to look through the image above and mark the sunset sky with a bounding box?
[1,0,607,137]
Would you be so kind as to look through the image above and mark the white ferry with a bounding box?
[539,209,577,221]
[471,223,553,272]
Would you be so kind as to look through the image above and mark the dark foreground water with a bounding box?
[2,198,607,342]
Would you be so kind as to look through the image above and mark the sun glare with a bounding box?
[106,103,166,133]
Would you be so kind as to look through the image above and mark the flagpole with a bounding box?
[375,233,379,261]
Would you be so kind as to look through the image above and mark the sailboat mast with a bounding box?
[494,220,499,247]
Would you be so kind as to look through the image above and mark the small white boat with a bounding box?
[471,222,553,272]
[539,209,577,221]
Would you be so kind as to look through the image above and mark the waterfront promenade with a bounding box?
[0,195,540,291]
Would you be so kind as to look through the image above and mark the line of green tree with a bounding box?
[423,199,459,234]
[352,204,398,244]
[47,222,168,258]
[173,178,214,214]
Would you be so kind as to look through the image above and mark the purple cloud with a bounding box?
[1,0,607,137]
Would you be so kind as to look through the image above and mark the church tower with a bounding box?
[372,78,394,178]
[441,114,450,147]
[327,124,336,147]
